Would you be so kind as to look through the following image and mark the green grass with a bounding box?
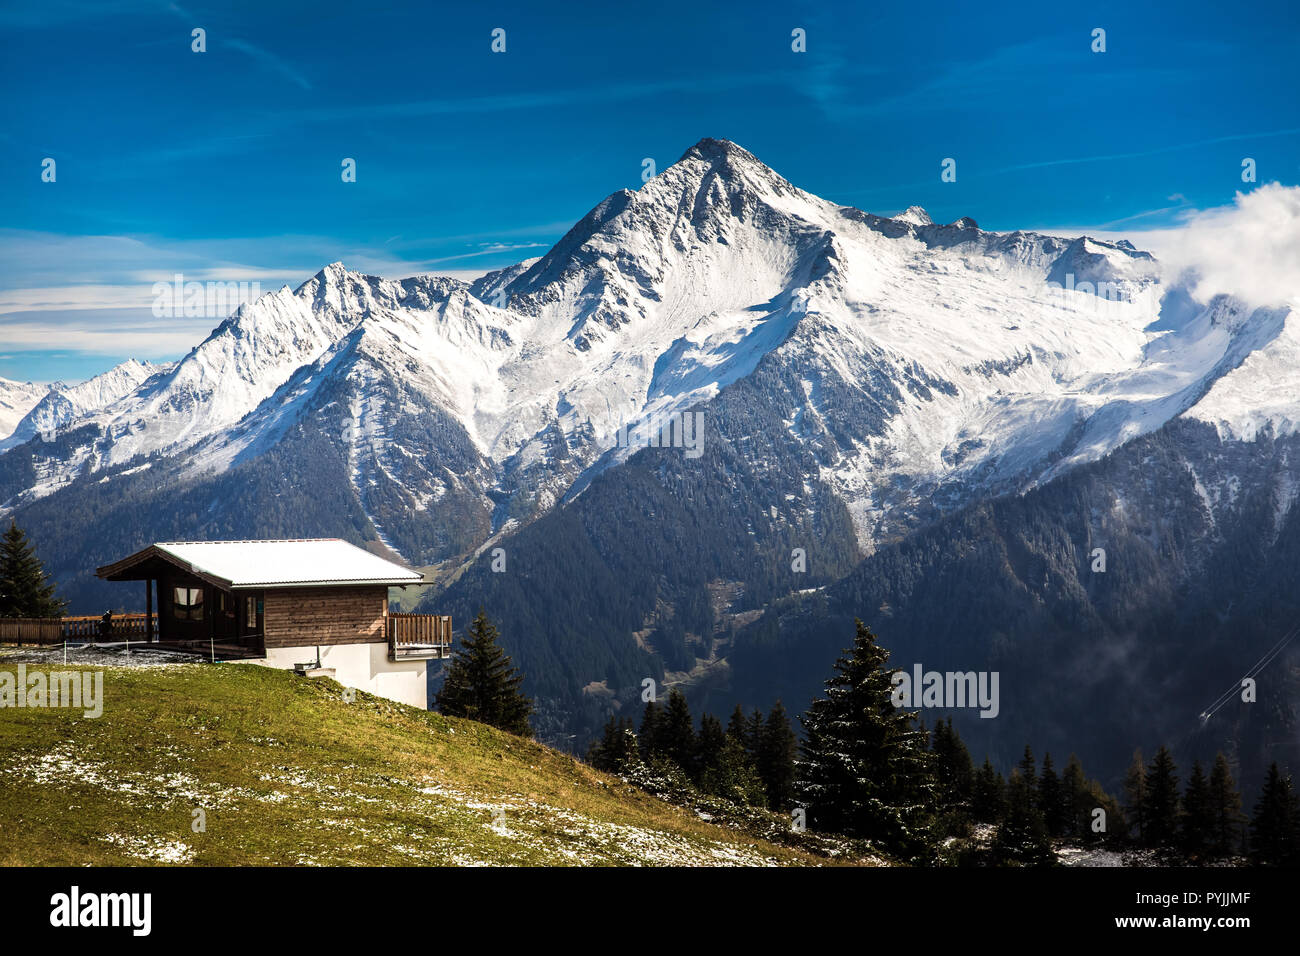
[0,652,841,866]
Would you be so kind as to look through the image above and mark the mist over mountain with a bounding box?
[2,138,1296,786]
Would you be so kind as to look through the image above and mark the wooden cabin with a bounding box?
[96,539,449,709]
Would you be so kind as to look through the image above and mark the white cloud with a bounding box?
[1044,183,1300,310]
[1147,183,1300,309]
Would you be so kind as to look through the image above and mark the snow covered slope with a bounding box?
[1,138,1295,566]
[0,377,46,440]
[0,359,165,450]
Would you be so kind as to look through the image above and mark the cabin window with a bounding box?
[173,587,204,621]
[245,595,257,629]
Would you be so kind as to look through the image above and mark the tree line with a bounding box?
[587,691,800,812]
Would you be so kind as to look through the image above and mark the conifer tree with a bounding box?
[697,712,727,783]
[931,718,974,809]
[588,716,638,773]
[1249,763,1300,867]
[796,620,936,857]
[1145,746,1180,848]
[726,704,749,746]
[757,700,798,812]
[660,688,697,776]
[971,757,1005,823]
[639,699,664,761]
[699,734,768,807]
[1061,754,1089,839]
[1181,760,1214,857]
[1208,752,1245,858]
[744,708,764,761]
[1037,752,1065,837]
[992,769,1055,866]
[0,520,66,618]
[434,610,533,736]
[1124,749,1148,844]
[1018,745,1038,803]
[1090,781,1126,845]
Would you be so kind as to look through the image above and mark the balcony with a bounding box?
[387,613,453,661]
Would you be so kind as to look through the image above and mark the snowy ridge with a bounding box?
[0,377,46,441]
[1,138,1296,561]
[0,359,165,450]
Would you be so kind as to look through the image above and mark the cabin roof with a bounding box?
[96,538,424,590]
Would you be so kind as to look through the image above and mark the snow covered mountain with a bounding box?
[0,377,47,441]
[0,359,165,451]
[3,138,1293,563]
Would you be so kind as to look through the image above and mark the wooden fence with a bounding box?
[0,613,151,645]
[387,613,452,658]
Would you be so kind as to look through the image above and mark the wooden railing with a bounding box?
[387,613,452,659]
[0,613,151,645]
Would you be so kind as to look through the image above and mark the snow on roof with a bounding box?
[150,538,423,589]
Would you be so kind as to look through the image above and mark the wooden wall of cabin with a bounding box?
[261,586,388,649]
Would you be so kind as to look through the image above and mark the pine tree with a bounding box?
[931,718,974,809]
[796,620,936,858]
[659,688,697,776]
[434,610,532,736]
[1249,763,1300,867]
[0,520,66,618]
[992,769,1055,866]
[588,716,638,773]
[1061,754,1089,839]
[971,757,1005,823]
[1181,760,1214,857]
[1038,752,1065,837]
[1145,746,1180,848]
[639,699,664,761]
[1124,749,1148,844]
[756,700,798,812]
[1017,745,1038,802]
[697,712,727,784]
[1089,781,1126,845]
[699,735,768,807]
[1208,753,1245,858]
[744,708,765,761]
[726,704,749,747]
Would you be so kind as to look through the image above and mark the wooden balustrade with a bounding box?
[386,613,452,659]
[0,613,151,645]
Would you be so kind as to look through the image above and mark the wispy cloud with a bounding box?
[985,127,1300,177]
[0,308,212,357]
[275,73,778,126]
[223,38,312,90]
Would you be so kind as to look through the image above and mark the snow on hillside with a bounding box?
[0,359,165,450]
[0,377,46,440]
[1,137,1295,558]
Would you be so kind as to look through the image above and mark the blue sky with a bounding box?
[1,0,1298,382]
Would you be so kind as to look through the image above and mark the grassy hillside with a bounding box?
[0,649,847,866]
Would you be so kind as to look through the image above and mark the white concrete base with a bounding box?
[260,642,427,709]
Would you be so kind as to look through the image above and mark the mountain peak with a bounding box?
[679,137,758,164]
[895,206,933,226]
